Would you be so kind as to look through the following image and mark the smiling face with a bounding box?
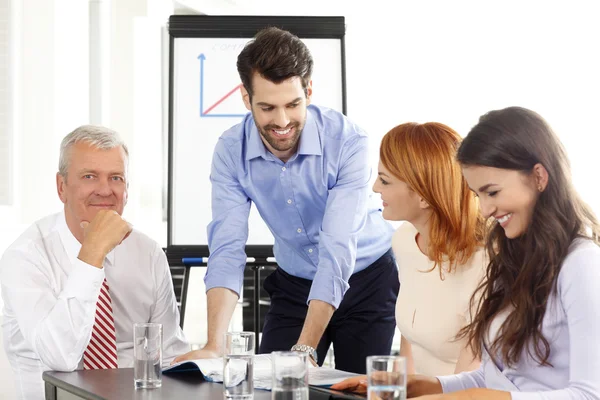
[372,161,429,223]
[242,73,312,161]
[462,165,542,238]
[56,141,128,242]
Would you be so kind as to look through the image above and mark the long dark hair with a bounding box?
[237,27,313,100]
[457,106,600,367]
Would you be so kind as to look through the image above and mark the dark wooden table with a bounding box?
[43,368,365,399]
[43,368,271,400]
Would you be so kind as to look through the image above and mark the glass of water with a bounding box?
[271,351,309,400]
[133,323,163,389]
[367,356,406,400]
[223,331,255,400]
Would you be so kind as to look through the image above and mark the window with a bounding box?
[0,0,12,206]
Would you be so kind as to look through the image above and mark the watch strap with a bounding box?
[291,344,318,364]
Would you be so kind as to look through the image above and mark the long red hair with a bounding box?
[380,122,485,274]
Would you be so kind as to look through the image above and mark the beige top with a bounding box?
[393,222,487,376]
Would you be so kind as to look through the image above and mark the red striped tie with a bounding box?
[83,279,119,369]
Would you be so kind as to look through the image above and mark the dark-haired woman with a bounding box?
[337,107,600,399]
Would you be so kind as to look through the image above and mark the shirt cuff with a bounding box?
[60,258,105,302]
[204,266,244,297]
[307,270,350,309]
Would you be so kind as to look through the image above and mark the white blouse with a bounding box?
[393,222,486,376]
[438,238,600,399]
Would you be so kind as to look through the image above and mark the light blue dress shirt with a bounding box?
[204,104,394,308]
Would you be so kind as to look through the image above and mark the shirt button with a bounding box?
[308,248,313,253]
[287,199,292,204]
[282,167,286,171]
[297,228,302,233]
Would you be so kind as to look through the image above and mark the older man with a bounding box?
[0,125,189,399]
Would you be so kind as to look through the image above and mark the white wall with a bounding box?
[341,1,600,208]
[203,0,600,207]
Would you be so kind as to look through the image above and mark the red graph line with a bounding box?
[203,84,243,115]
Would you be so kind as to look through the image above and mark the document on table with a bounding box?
[164,354,359,390]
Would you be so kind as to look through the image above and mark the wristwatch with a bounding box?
[291,344,318,364]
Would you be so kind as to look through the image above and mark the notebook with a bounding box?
[163,354,359,391]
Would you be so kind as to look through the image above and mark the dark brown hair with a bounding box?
[457,106,600,367]
[380,122,485,277]
[237,27,313,100]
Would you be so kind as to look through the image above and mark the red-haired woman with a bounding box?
[333,122,486,390]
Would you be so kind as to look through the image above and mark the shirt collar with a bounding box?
[245,106,322,161]
[296,109,322,156]
[245,118,269,161]
[57,211,115,267]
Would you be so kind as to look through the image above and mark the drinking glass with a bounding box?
[366,356,406,400]
[223,331,255,400]
[271,351,309,400]
[133,323,163,389]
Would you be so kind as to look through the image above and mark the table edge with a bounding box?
[43,371,106,400]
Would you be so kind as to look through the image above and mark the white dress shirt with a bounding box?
[0,212,190,400]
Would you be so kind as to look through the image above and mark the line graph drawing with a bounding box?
[198,53,246,118]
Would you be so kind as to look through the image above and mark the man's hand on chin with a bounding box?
[77,210,133,268]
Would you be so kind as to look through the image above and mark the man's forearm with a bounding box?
[205,287,239,350]
[26,265,104,371]
[296,299,335,348]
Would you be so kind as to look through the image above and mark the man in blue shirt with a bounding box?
[174,27,398,373]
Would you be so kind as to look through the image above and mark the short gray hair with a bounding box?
[58,125,129,177]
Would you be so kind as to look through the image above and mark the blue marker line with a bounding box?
[198,53,206,116]
[182,257,208,265]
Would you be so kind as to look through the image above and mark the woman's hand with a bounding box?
[329,375,368,394]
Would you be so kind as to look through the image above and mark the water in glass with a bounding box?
[223,354,254,399]
[271,387,309,400]
[368,385,407,400]
[134,358,162,389]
